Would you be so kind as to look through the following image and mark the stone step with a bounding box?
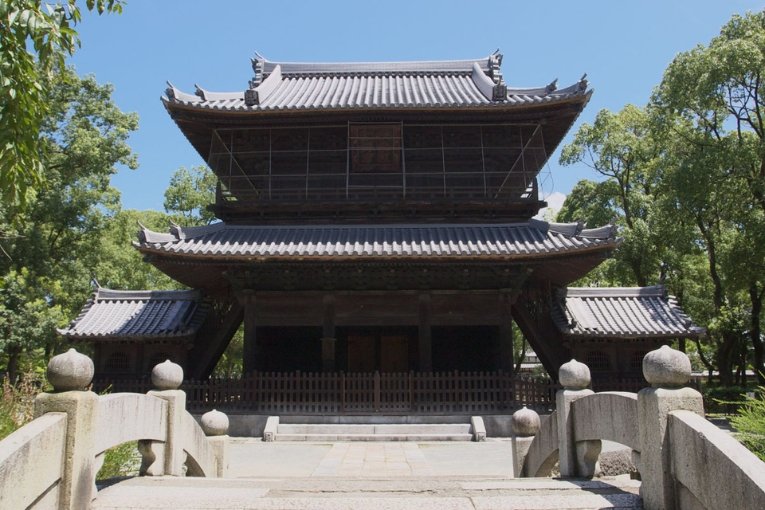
[274,432,474,441]
[277,423,471,435]
[93,476,643,510]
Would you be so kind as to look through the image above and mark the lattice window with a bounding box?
[105,351,131,374]
[630,351,648,372]
[586,350,610,372]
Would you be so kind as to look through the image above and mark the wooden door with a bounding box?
[347,335,376,372]
[380,335,409,372]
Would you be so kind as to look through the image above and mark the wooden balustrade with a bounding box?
[95,371,559,414]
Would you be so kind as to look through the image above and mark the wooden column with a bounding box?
[418,293,433,371]
[321,294,336,372]
[238,290,257,374]
[499,290,515,372]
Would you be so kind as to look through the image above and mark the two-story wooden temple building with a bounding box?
[61,52,702,404]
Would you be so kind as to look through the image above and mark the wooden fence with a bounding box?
[95,371,559,414]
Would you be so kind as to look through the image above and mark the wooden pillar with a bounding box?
[418,293,433,371]
[238,290,257,374]
[135,342,145,377]
[499,291,515,372]
[321,294,336,372]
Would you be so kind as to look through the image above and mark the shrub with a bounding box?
[730,385,765,462]
[97,441,141,480]
[0,375,40,440]
[702,385,749,415]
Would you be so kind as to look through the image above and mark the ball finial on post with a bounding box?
[201,409,230,436]
[47,348,94,392]
[512,405,541,437]
[151,359,184,390]
[558,359,591,390]
[642,345,692,388]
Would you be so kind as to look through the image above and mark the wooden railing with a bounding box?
[96,371,559,414]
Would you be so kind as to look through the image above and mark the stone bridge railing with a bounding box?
[0,349,229,510]
[513,345,765,510]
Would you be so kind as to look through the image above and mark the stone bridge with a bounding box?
[1,346,764,509]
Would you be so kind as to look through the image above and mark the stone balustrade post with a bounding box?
[511,406,540,477]
[201,409,230,477]
[556,359,601,477]
[143,360,186,476]
[637,345,704,510]
[33,348,98,510]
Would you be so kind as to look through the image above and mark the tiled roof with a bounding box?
[59,288,207,340]
[552,286,704,338]
[135,220,618,260]
[163,51,590,112]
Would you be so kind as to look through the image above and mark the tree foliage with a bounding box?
[559,11,765,385]
[0,0,123,205]
[0,65,137,381]
[163,165,216,226]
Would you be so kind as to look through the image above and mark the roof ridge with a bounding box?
[94,288,201,301]
[563,285,667,298]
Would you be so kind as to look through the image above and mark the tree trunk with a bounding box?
[750,283,765,384]
[716,333,738,386]
[6,345,21,385]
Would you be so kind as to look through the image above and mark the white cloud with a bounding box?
[535,191,567,220]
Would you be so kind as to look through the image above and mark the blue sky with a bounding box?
[71,0,764,214]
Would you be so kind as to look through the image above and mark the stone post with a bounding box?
[511,406,540,477]
[638,345,704,510]
[556,359,600,477]
[201,409,230,477]
[144,360,187,476]
[33,348,98,510]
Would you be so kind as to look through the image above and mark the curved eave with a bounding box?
[135,240,619,264]
[62,332,196,343]
[563,330,703,340]
[161,90,592,116]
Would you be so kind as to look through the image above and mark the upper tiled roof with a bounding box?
[552,286,704,338]
[163,51,590,112]
[59,288,208,340]
[135,220,618,260]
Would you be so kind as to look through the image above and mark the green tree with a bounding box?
[0,0,124,205]
[94,209,181,291]
[559,105,662,287]
[0,269,65,382]
[164,165,217,225]
[652,11,765,384]
[0,65,137,378]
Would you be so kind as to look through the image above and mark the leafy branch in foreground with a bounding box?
[0,0,123,206]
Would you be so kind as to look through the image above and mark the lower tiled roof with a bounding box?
[135,220,618,260]
[59,288,207,340]
[552,286,704,339]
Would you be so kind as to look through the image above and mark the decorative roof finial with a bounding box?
[579,73,588,91]
[165,81,177,99]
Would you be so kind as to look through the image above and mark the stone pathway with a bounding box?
[227,439,516,478]
[92,440,643,509]
[93,476,642,509]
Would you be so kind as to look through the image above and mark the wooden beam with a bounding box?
[238,290,258,374]
[322,294,336,371]
[498,291,515,371]
[187,301,244,379]
[418,293,433,371]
